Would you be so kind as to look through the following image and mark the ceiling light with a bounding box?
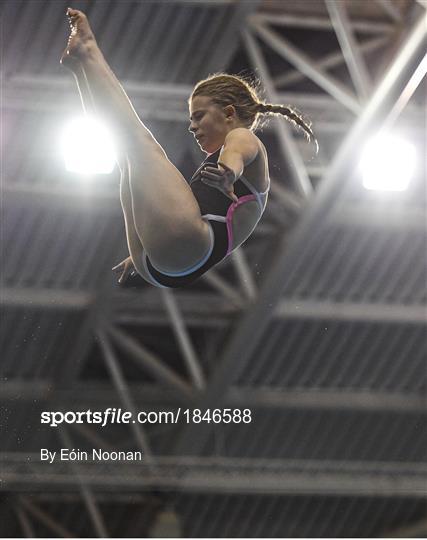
[61,116,116,175]
[359,134,416,191]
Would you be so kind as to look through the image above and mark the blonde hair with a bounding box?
[190,73,318,152]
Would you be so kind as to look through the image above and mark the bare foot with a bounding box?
[60,8,96,69]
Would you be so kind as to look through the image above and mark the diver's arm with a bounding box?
[200,128,260,202]
[217,127,259,179]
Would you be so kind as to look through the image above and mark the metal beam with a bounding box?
[57,281,122,387]
[249,13,395,34]
[22,493,155,504]
[59,427,109,538]
[0,380,51,399]
[161,289,206,390]
[251,20,361,114]
[19,497,75,538]
[329,204,427,231]
[385,517,427,537]
[14,505,35,538]
[3,382,426,414]
[381,52,427,132]
[71,423,118,452]
[276,299,427,325]
[174,10,427,454]
[1,285,424,326]
[4,454,427,497]
[107,325,194,398]
[201,269,246,307]
[274,36,389,89]
[0,287,93,308]
[242,28,313,197]
[227,387,427,413]
[3,75,191,119]
[375,0,403,22]
[2,73,362,123]
[269,179,305,214]
[325,0,372,100]
[155,1,245,6]
[2,182,119,211]
[7,73,422,128]
[115,289,236,328]
[229,249,258,300]
[97,329,153,461]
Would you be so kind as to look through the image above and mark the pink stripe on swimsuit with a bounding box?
[225,194,258,256]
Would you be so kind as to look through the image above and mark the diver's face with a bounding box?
[188,96,229,153]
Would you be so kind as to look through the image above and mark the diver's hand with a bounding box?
[200,162,239,203]
[112,256,135,284]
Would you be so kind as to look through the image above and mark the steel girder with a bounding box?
[3,453,427,497]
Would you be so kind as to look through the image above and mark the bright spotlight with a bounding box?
[359,134,416,191]
[61,116,116,174]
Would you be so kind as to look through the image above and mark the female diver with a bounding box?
[61,8,316,288]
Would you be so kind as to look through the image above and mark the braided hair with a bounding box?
[190,73,318,153]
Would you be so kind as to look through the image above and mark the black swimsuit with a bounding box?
[143,149,269,288]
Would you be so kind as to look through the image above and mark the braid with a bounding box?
[257,102,319,154]
[190,73,318,153]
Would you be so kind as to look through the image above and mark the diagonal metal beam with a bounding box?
[242,28,313,197]
[59,427,109,538]
[201,269,246,307]
[19,497,75,538]
[274,35,389,89]
[375,0,403,22]
[251,20,361,114]
[97,329,153,461]
[380,52,427,132]
[14,505,35,538]
[173,10,427,454]
[325,0,372,100]
[161,289,206,390]
[269,178,305,214]
[229,249,258,300]
[71,423,117,452]
[58,287,119,386]
[108,325,194,398]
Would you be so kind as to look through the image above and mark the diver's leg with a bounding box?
[61,9,141,150]
[62,8,211,273]
[63,55,146,274]
[118,157,145,269]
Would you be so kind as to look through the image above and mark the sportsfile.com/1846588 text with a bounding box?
[41,408,252,427]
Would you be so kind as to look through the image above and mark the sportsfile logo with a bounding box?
[40,408,178,427]
[41,408,252,427]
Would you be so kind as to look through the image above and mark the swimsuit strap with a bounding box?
[189,149,221,184]
[238,174,269,212]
